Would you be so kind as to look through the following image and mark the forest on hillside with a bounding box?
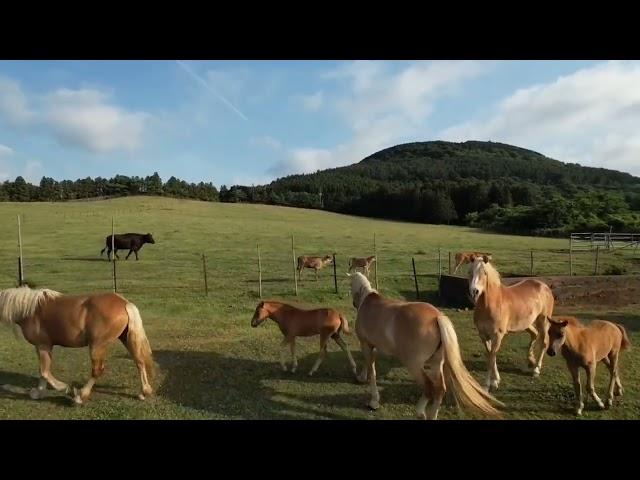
[3,141,640,236]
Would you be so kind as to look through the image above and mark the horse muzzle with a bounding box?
[546,348,556,357]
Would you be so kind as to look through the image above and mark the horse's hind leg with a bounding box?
[126,249,134,260]
[309,334,329,376]
[73,344,108,404]
[332,333,357,377]
[604,352,619,407]
[424,356,446,420]
[120,335,153,400]
[526,325,538,367]
[31,346,70,399]
[289,338,298,373]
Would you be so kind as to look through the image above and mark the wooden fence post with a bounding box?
[333,253,338,294]
[202,253,209,296]
[291,235,298,296]
[257,244,263,298]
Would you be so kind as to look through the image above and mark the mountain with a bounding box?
[221,140,640,235]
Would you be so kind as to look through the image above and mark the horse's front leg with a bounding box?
[533,316,549,376]
[31,346,70,399]
[125,249,133,260]
[487,332,504,391]
[360,343,379,410]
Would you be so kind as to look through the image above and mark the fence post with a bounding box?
[530,250,534,276]
[111,217,117,292]
[291,235,298,296]
[437,248,442,298]
[594,246,600,275]
[257,244,262,299]
[373,233,379,290]
[202,253,209,296]
[448,251,452,274]
[333,253,338,294]
[17,257,22,286]
[412,257,419,300]
[17,215,24,285]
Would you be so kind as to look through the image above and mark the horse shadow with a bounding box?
[153,349,405,420]
[0,370,73,406]
[464,358,535,378]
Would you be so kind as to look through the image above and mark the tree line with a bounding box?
[0,172,219,202]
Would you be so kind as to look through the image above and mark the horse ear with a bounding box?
[469,254,476,262]
[560,320,569,328]
[482,255,490,263]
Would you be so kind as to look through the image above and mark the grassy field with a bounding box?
[0,196,638,420]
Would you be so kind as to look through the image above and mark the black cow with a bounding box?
[100,233,156,261]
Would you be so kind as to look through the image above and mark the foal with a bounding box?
[348,256,376,277]
[547,316,631,416]
[251,301,357,377]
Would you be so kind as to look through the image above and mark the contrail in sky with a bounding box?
[176,60,248,121]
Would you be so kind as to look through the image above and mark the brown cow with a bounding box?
[453,251,492,274]
[348,255,376,277]
[297,255,333,281]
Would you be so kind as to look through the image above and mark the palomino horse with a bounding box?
[453,251,492,275]
[0,286,154,404]
[469,255,554,391]
[348,255,376,277]
[251,301,357,377]
[348,272,502,420]
[547,316,631,416]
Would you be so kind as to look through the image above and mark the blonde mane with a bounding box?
[0,286,63,326]
[349,272,377,309]
[471,258,502,290]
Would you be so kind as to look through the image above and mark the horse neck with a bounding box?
[562,323,584,352]
[479,276,503,312]
[265,302,287,324]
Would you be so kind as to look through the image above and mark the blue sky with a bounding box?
[1,60,639,187]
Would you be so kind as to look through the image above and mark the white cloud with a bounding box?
[250,135,281,150]
[0,76,35,128]
[44,88,149,153]
[0,144,13,157]
[270,61,490,176]
[0,77,151,154]
[297,91,323,111]
[440,61,640,176]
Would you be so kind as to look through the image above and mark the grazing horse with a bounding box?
[348,272,502,420]
[100,233,155,261]
[0,286,155,404]
[348,255,376,277]
[547,316,631,416]
[251,301,357,377]
[296,255,333,281]
[453,251,492,275]
[469,255,554,391]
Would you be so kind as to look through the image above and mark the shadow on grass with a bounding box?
[154,348,410,420]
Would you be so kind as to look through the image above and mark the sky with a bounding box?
[1,60,639,188]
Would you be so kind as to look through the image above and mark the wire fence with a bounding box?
[1,236,639,301]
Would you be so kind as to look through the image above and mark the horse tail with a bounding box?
[436,314,504,418]
[615,323,632,351]
[338,313,351,335]
[125,302,155,380]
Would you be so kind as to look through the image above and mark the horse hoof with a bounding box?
[597,402,606,410]
[308,371,314,377]
[532,367,541,377]
[605,399,613,409]
[490,380,500,390]
[367,400,380,411]
[29,388,41,400]
[138,393,146,401]
[576,409,583,416]
[416,412,427,420]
